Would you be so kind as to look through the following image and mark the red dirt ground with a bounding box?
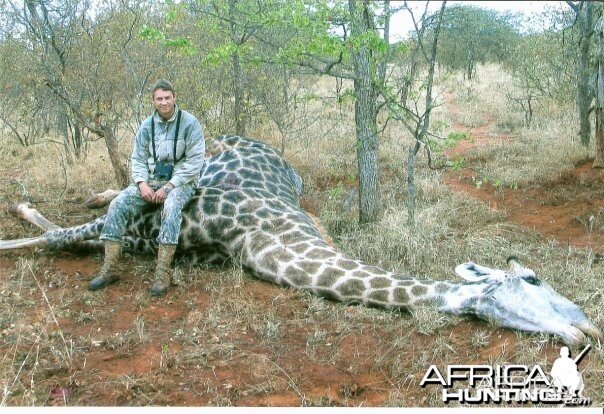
[1,93,602,407]
[443,95,604,255]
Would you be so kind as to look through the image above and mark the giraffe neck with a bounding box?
[238,230,483,313]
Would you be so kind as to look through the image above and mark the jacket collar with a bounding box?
[153,105,180,123]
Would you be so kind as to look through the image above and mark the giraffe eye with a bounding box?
[523,276,541,286]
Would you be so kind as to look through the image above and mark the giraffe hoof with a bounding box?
[89,275,119,291]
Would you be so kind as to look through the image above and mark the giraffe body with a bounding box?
[2,135,601,345]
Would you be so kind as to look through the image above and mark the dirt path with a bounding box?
[443,92,604,256]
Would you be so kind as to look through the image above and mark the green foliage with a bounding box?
[337,88,355,104]
[428,131,471,152]
[202,43,239,66]
[451,156,466,170]
[164,37,197,55]
[140,25,166,42]
[502,7,588,109]
[445,131,471,148]
[475,175,518,191]
[434,5,521,77]
[327,181,346,200]
[349,31,389,56]
[390,41,411,60]
[140,25,196,55]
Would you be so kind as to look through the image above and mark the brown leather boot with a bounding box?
[89,241,122,291]
[150,244,176,297]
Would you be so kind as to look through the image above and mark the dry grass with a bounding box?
[0,63,603,407]
[443,63,592,188]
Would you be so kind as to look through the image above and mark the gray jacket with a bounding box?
[131,106,205,188]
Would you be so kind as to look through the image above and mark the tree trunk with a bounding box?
[594,31,604,168]
[595,109,604,167]
[577,1,595,147]
[230,0,246,136]
[407,141,420,225]
[232,51,246,136]
[58,111,74,166]
[377,0,391,86]
[407,1,446,225]
[101,125,129,188]
[349,0,381,224]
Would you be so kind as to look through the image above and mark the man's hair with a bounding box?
[151,79,175,97]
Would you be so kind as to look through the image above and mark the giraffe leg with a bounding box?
[0,237,48,250]
[5,203,104,252]
[85,189,121,209]
[9,203,62,231]
[4,203,158,254]
[1,203,56,250]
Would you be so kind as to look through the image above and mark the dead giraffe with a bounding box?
[2,135,601,346]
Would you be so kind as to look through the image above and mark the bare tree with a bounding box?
[253,64,315,155]
[566,0,598,147]
[14,0,88,162]
[5,0,163,187]
[594,30,604,168]
[382,1,447,225]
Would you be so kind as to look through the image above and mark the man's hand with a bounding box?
[153,183,174,204]
[153,188,167,204]
[138,182,155,202]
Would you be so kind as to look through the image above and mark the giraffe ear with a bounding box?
[455,262,506,282]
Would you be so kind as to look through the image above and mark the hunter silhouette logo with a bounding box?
[550,345,589,399]
[420,345,592,405]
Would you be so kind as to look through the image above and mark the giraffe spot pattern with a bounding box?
[220,202,236,216]
[42,136,436,310]
[435,283,450,294]
[411,285,429,297]
[394,287,411,304]
[283,265,313,287]
[258,253,280,274]
[261,218,295,233]
[352,270,371,278]
[285,238,313,251]
[290,243,312,256]
[369,277,393,289]
[315,288,339,302]
[316,268,346,287]
[367,289,390,304]
[299,261,321,275]
[337,259,360,271]
[337,278,365,298]
[307,248,338,260]
[237,214,258,228]
[248,232,277,253]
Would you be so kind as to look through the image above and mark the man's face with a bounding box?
[153,89,176,119]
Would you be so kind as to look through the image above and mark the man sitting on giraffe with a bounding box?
[89,79,205,296]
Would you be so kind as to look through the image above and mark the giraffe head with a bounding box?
[455,256,602,346]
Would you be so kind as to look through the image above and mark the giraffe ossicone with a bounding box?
[2,135,601,346]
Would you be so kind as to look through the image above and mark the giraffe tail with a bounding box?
[0,236,48,250]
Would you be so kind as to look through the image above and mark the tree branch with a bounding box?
[43,80,105,137]
[566,0,580,14]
